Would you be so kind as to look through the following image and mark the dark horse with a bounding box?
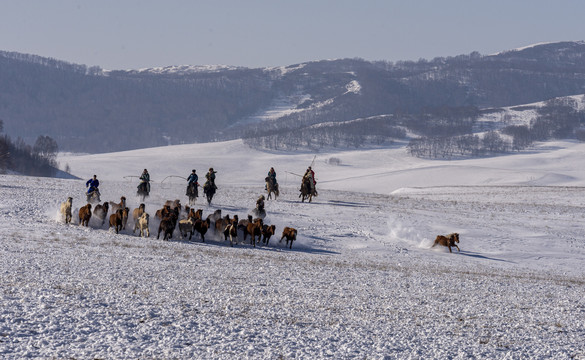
[265,176,279,200]
[299,176,315,203]
[137,182,149,202]
[87,189,101,204]
[203,182,215,205]
[186,182,198,206]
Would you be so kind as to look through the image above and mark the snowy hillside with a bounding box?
[6,42,585,153]
[1,141,584,358]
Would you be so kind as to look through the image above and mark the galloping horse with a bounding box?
[87,190,101,204]
[265,176,279,200]
[299,176,315,203]
[186,183,198,206]
[203,183,215,205]
[432,233,460,253]
[137,182,149,201]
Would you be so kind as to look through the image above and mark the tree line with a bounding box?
[243,114,407,151]
[407,99,585,159]
[0,119,59,176]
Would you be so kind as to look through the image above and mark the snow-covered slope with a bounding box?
[59,138,585,192]
[1,141,584,358]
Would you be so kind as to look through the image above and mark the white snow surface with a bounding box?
[103,64,242,75]
[345,80,361,95]
[2,140,585,359]
[489,40,585,56]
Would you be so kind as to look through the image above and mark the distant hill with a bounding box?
[1,41,585,153]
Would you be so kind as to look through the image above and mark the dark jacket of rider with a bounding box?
[140,171,150,183]
[205,169,217,189]
[267,168,277,184]
[187,172,198,184]
[86,177,99,194]
[139,170,150,192]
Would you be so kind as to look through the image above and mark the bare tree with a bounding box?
[482,131,508,153]
[33,135,59,160]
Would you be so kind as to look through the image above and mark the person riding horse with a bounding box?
[266,167,278,191]
[86,174,101,202]
[138,169,150,193]
[256,195,265,212]
[203,168,218,204]
[254,194,266,218]
[186,169,198,197]
[303,166,316,195]
[204,168,217,192]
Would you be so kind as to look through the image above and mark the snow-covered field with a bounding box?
[1,140,585,359]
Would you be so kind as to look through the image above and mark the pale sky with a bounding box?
[1,0,584,70]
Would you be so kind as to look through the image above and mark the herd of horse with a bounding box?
[77,174,461,253]
[65,175,310,249]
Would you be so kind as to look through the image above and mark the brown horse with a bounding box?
[155,205,172,220]
[265,176,279,200]
[109,209,124,234]
[243,217,263,247]
[262,224,276,246]
[109,196,127,214]
[280,227,297,249]
[79,204,92,227]
[432,233,460,253]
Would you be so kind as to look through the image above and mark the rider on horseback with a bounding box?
[303,166,316,195]
[256,194,265,211]
[205,168,217,191]
[138,169,150,193]
[203,168,218,204]
[186,169,198,196]
[86,174,100,195]
[255,194,266,218]
[86,174,101,202]
[266,167,278,191]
